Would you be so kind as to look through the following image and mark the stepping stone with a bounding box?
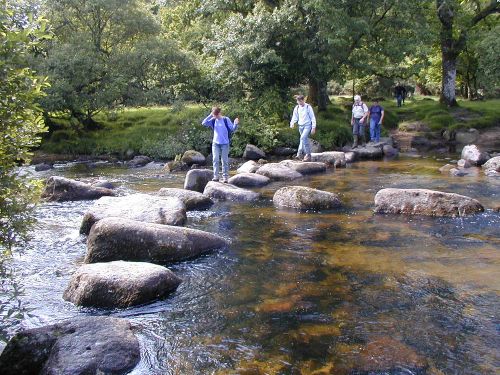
[228,173,270,187]
[158,188,213,210]
[203,181,260,202]
[273,186,342,210]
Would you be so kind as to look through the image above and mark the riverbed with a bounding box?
[2,155,499,374]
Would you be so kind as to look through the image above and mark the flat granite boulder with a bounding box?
[311,152,346,167]
[86,217,229,264]
[237,160,260,174]
[41,176,116,202]
[256,163,303,181]
[279,160,328,175]
[158,187,213,210]
[80,193,186,235]
[273,186,342,210]
[374,188,484,217]
[64,261,181,308]
[203,181,261,201]
[228,173,270,187]
[184,169,213,192]
[0,317,140,375]
[353,145,384,159]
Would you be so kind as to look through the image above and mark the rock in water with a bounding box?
[203,181,261,201]
[85,217,229,264]
[80,193,186,234]
[237,160,260,174]
[461,144,490,166]
[184,169,213,192]
[228,173,270,187]
[158,188,213,210]
[126,155,151,168]
[311,151,346,167]
[374,188,484,217]
[482,156,500,175]
[0,317,140,375]
[41,176,116,202]
[279,160,328,175]
[273,186,342,210]
[181,150,206,166]
[243,144,266,160]
[63,261,181,308]
[256,163,302,181]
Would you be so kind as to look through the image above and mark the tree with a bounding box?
[436,0,499,106]
[0,0,49,251]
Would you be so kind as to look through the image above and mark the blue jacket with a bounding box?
[202,114,238,145]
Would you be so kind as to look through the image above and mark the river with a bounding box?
[2,155,499,374]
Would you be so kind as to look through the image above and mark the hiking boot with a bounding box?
[352,135,358,149]
[222,177,229,183]
[303,154,312,162]
[212,177,219,182]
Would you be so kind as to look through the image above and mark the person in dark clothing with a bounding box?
[394,84,406,107]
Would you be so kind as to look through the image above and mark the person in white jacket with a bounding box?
[290,95,316,161]
[351,95,369,148]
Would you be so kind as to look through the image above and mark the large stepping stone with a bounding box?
[158,187,213,210]
[461,144,490,166]
[273,186,342,210]
[482,156,500,176]
[374,188,484,217]
[228,173,270,187]
[353,145,384,159]
[184,169,213,192]
[279,160,328,175]
[41,176,116,202]
[237,160,260,174]
[243,144,266,160]
[80,193,186,235]
[311,151,346,167]
[181,150,206,166]
[0,317,140,375]
[203,181,260,201]
[85,217,229,264]
[63,261,181,308]
[256,163,302,181]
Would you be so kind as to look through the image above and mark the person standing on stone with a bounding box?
[290,95,316,161]
[202,107,239,183]
[368,99,385,144]
[351,95,369,148]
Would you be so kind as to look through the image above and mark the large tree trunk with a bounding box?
[440,50,458,106]
[308,80,330,111]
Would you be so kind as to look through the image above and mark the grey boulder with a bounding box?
[0,317,140,375]
[228,173,270,187]
[273,186,342,210]
[354,145,384,159]
[34,163,52,172]
[158,187,213,210]
[237,160,260,174]
[80,193,186,234]
[203,181,261,201]
[279,160,328,175]
[383,144,399,157]
[482,156,500,175]
[243,144,266,160]
[256,163,303,181]
[181,150,206,166]
[461,144,490,166]
[41,176,116,202]
[345,151,359,163]
[126,155,151,168]
[184,169,213,192]
[374,188,484,217]
[86,217,228,264]
[63,261,181,308]
[311,151,346,167]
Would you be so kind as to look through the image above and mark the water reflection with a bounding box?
[2,156,499,374]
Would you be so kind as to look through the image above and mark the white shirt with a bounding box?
[290,104,316,128]
[352,102,368,118]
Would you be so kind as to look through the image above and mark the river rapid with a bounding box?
[1,154,499,374]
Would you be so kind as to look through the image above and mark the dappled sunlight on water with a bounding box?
[3,156,500,374]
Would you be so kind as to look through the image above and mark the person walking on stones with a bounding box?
[368,99,385,144]
[351,95,369,148]
[394,83,406,107]
[290,95,316,161]
[202,107,239,183]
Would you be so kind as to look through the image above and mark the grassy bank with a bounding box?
[39,97,500,160]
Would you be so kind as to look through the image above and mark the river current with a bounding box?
[2,155,499,374]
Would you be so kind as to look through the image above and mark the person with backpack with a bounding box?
[290,95,316,162]
[368,99,385,143]
[351,95,369,148]
[202,106,239,183]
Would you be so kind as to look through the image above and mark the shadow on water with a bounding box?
[2,156,499,374]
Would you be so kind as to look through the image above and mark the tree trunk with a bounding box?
[308,80,330,111]
[440,49,458,107]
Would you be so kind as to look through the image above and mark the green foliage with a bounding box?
[0,2,49,251]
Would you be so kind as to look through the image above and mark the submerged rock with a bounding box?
[64,261,181,308]
[0,317,140,375]
[374,188,484,217]
[243,144,266,160]
[279,160,328,175]
[184,168,213,192]
[92,180,116,190]
[34,163,52,172]
[237,160,260,174]
[256,163,303,181]
[203,181,261,201]
[181,150,206,166]
[438,164,455,173]
[228,172,270,187]
[158,187,213,210]
[273,186,342,210]
[163,160,189,173]
[41,176,116,202]
[461,144,490,166]
[80,193,186,234]
[311,151,346,167]
[457,158,473,168]
[86,217,228,264]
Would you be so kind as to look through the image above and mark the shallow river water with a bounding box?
[2,155,499,374]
